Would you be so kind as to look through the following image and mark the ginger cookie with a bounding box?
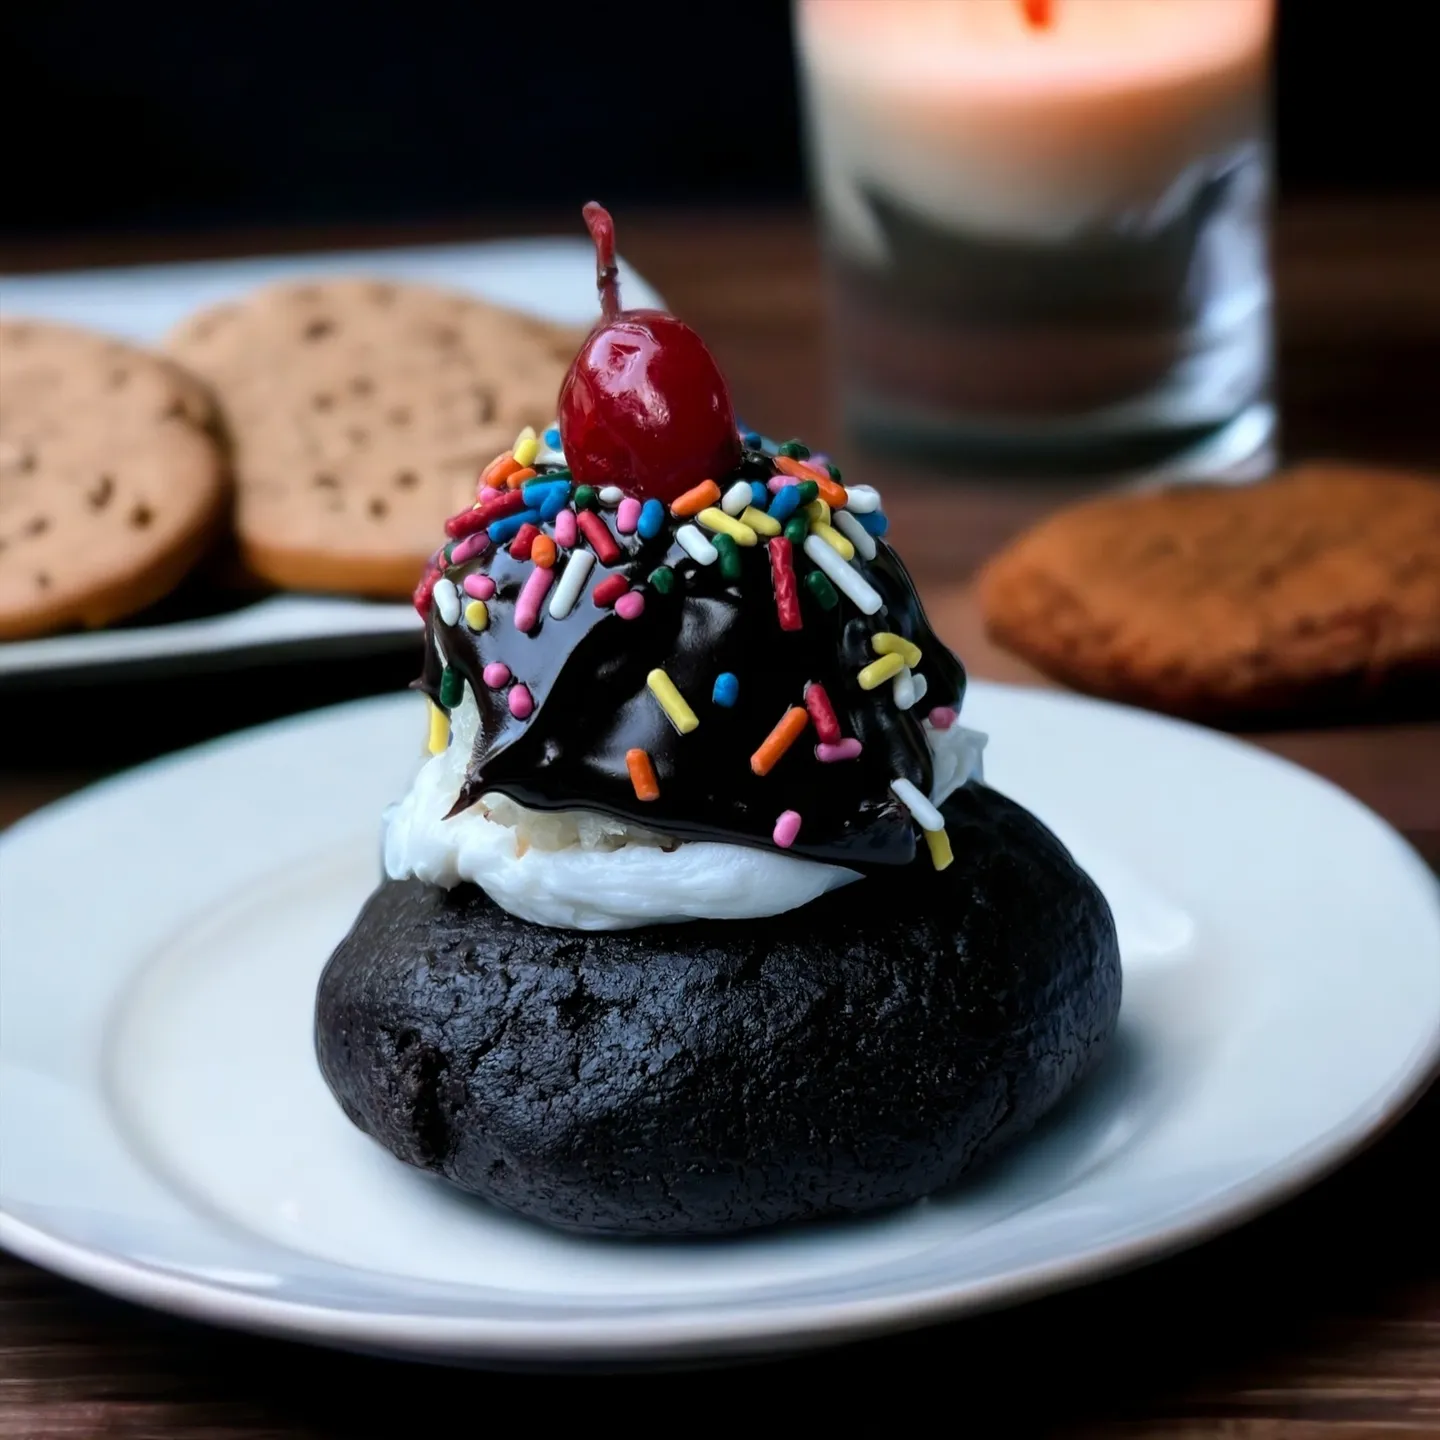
[977,464,1440,723]
[0,319,228,642]
[167,279,587,598]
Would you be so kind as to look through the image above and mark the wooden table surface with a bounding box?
[2,202,1438,1436]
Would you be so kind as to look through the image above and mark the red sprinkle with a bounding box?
[768,536,802,632]
[577,508,622,565]
[591,573,630,608]
[412,567,441,616]
[477,488,529,522]
[443,507,489,539]
[804,681,841,743]
[510,522,541,560]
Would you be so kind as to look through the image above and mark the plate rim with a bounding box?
[3,684,1439,1363]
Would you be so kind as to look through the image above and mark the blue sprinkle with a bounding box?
[750,480,770,509]
[542,426,561,448]
[744,432,765,450]
[487,509,542,543]
[768,484,803,522]
[637,497,665,540]
[521,478,570,507]
[538,488,571,521]
[855,509,889,538]
[712,672,739,707]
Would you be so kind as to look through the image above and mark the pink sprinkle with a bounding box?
[816,738,863,763]
[482,662,510,689]
[462,573,495,599]
[513,565,554,632]
[767,474,787,493]
[615,590,645,620]
[616,496,642,535]
[508,684,534,719]
[553,507,578,548]
[928,706,958,731]
[773,810,802,848]
[451,531,491,566]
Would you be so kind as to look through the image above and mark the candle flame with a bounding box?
[1019,0,1055,28]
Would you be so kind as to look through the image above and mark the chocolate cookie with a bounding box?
[0,319,228,641]
[977,465,1440,723]
[315,782,1121,1237]
[166,279,586,598]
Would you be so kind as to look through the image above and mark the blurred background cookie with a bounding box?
[167,279,587,598]
[0,319,228,641]
[976,464,1440,725]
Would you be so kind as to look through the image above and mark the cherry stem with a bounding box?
[583,201,621,321]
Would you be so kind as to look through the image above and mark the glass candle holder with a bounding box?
[795,0,1276,479]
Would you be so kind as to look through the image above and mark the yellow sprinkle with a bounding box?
[464,599,489,631]
[804,498,831,526]
[511,426,539,467]
[427,701,450,755]
[646,668,699,734]
[924,826,954,871]
[872,631,922,667]
[740,505,781,537]
[810,520,855,561]
[695,507,758,546]
[858,653,905,690]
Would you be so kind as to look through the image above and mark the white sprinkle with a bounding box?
[433,577,460,626]
[911,672,929,705]
[676,524,719,566]
[597,486,624,507]
[803,534,882,614]
[844,484,882,514]
[834,508,877,561]
[721,480,753,516]
[534,440,565,467]
[891,777,945,833]
[547,549,596,620]
[892,665,917,711]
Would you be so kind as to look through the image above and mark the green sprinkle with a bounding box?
[439,666,463,708]
[778,439,811,459]
[824,461,842,483]
[784,515,809,546]
[547,468,572,480]
[795,480,819,505]
[805,570,839,610]
[714,532,743,581]
[648,564,675,594]
[443,541,457,563]
[574,484,597,511]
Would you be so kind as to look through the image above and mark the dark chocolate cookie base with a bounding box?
[315,783,1121,1237]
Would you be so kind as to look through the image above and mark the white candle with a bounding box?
[797,0,1274,258]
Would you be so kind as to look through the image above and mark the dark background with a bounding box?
[2,0,1435,239]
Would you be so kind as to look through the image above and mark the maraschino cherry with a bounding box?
[559,203,741,505]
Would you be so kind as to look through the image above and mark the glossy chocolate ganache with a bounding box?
[415,445,964,873]
[410,202,968,875]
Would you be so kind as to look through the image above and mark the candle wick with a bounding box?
[1019,0,1055,29]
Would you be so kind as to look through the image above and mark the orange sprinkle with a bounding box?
[504,466,538,490]
[626,747,660,801]
[531,533,557,569]
[775,455,847,508]
[479,452,521,489]
[670,479,721,518]
[751,706,809,776]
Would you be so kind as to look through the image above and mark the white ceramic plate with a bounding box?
[2,684,1437,1366]
[0,241,662,687]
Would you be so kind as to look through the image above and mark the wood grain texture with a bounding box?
[1,201,1438,1434]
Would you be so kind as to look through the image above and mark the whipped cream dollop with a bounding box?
[383,690,986,931]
